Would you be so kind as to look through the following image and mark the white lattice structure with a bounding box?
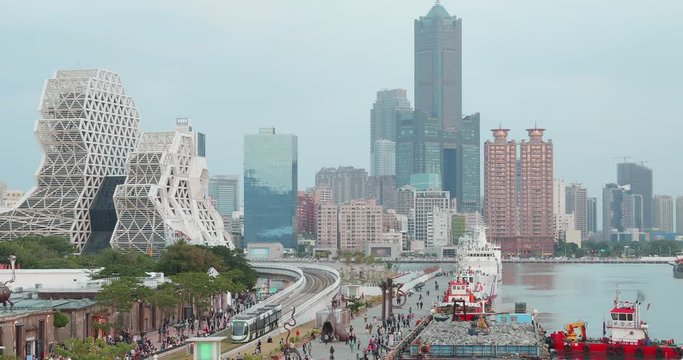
[0,70,140,251]
[111,127,233,256]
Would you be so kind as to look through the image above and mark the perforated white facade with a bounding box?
[110,126,233,255]
[0,69,140,251]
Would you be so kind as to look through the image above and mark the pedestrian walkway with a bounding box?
[302,271,451,360]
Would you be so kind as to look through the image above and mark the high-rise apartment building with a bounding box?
[413,190,450,247]
[553,179,571,240]
[315,166,367,205]
[396,186,415,217]
[587,197,598,235]
[209,175,240,216]
[484,128,518,254]
[519,128,554,255]
[653,195,674,233]
[338,199,383,251]
[428,207,454,248]
[244,128,298,249]
[316,185,333,205]
[366,175,397,210]
[457,113,481,213]
[617,162,653,230]
[676,196,683,235]
[603,183,643,241]
[566,183,589,241]
[415,3,461,194]
[370,89,411,176]
[372,139,396,177]
[316,202,338,250]
[297,189,317,238]
[0,69,141,252]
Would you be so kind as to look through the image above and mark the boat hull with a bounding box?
[549,332,683,359]
[674,264,683,279]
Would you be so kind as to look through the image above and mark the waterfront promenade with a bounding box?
[391,257,676,264]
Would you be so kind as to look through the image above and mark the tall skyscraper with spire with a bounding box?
[415,1,462,196]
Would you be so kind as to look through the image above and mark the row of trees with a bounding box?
[0,235,257,285]
[555,239,682,258]
[0,236,258,336]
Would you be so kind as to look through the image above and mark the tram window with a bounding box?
[619,314,627,321]
[611,314,618,320]
[627,314,633,321]
[232,322,247,336]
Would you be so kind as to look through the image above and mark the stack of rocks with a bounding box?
[418,321,541,346]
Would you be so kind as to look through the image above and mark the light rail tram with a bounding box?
[231,304,283,343]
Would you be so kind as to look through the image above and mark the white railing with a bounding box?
[293,264,341,320]
[251,264,306,309]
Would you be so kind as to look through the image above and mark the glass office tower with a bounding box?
[244,128,298,249]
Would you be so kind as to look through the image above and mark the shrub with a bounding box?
[54,311,69,328]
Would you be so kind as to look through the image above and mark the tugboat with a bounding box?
[432,276,493,321]
[548,289,683,358]
[673,252,683,279]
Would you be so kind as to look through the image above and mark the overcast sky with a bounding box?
[1,0,682,200]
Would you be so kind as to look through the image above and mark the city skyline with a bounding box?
[1,1,683,202]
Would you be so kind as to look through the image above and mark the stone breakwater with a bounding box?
[417,321,543,347]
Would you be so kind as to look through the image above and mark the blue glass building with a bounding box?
[244,128,298,249]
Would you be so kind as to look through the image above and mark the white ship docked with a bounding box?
[455,226,502,300]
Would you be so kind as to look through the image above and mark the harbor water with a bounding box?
[396,262,683,341]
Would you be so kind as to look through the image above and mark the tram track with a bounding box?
[158,266,338,360]
[279,268,336,313]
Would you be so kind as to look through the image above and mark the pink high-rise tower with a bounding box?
[484,128,519,254]
[519,128,554,256]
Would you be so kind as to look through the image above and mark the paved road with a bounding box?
[303,270,451,360]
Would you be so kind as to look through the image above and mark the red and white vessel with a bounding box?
[433,275,492,321]
[455,226,501,301]
[549,289,683,358]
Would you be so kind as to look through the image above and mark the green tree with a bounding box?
[96,277,153,329]
[78,248,158,278]
[143,282,180,318]
[0,235,79,268]
[172,272,242,315]
[206,246,258,288]
[156,241,226,275]
[55,337,134,360]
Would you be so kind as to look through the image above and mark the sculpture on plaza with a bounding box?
[0,255,17,310]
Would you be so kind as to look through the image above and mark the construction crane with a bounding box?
[613,156,631,163]
[564,321,588,342]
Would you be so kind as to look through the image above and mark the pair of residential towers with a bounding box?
[484,127,554,256]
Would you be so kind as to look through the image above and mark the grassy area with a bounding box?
[161,321,317,360]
